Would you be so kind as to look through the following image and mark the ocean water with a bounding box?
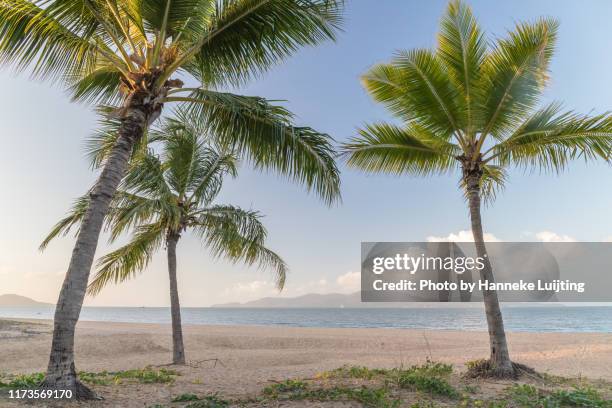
[0,306,610,333]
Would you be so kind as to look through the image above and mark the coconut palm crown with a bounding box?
[0,0,343,202]
[92,119,287,296]
[342,0,612,377]
[43,112,287,364]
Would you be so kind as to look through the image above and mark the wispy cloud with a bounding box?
[221,280,277,299]
[223,271,361,304]
[534,231,576,242]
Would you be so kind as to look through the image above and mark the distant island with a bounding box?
[0,294,53,307]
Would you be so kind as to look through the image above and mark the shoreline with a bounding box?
[0,315,610,335]
[1,316,612,334]
[2,318,611,378]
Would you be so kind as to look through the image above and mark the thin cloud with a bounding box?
[427,230,501,242]
[535,231,576,242]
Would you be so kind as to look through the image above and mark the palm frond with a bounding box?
[178,0,343,87]
[193,204,287,289]
[342,123,460,176]
[69,66,123,105]
[137,0,215,40]
[156,116,237,201]
[486,103,612,172]
[437,0,486,135]
[479,18,558,139]
[39,194,90,250]
[480,164,507,203]
[243,245,287,290]
[162,120,207,197]
[0,0,108,82]
[151,114,238,206]
[107,191,176,241]
[362,49,460,138]
[122,153,174,199]
[164,90,341,204]
[88,222,165,295]
[194,204,267,254]
[185,147,237,207]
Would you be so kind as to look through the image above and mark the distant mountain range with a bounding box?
[212,292,362,308]
[211,292,497,308]
[0,294,52,307]
[212,292,419,308]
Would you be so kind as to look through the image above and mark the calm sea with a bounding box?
[0,306,610,332]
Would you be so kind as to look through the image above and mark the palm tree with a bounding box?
[0,0,343,396]
[341,0,612,377]
[43,113,287,365]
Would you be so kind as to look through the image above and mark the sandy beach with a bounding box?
[1,318,611,406]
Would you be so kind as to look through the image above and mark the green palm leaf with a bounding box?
[342,123,459,176]
[193,205,287,289]
[437,0,486,134]
[0,0,108,82]
[164,89,341,204]
[180,0,343,87]
[88,222,165,295]
[107,191,176,241]
[486,103,612,172]
[39,194,91,250]
[479,18,558,140]
[362,49,461,138]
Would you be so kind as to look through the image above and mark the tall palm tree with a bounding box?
[0,0,343,396]
[341,0,612,377]
[43,113,287,365]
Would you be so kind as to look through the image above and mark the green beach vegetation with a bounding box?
[4,362,610,407]
[43,112,289,365]
[341,0,612,378]
[0,0,343,398]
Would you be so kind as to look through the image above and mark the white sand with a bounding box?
[1,319,611,406]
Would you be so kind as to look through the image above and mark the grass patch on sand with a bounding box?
[392,362,456,397]
[184,394,230,408]
[263,381,401,408]
[0,373,45,388]
[505,383,612,408]
[319,361,457,398]
[81,367,178,385]
[263,379,309,395]
[7,362,611,408]
[0,367,178,389]
[319,365,391,380]
[170,392,230,407]
[172,393,201,402]
[252,361,456,407]
[254,362,611,407]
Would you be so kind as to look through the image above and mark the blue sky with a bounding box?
[1,0,611,306]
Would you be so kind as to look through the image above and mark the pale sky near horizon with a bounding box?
[1,0,611,307]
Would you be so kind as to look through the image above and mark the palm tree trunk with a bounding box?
[167,232,186,364]
[465,172,514,377]
[42,101,159,398]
